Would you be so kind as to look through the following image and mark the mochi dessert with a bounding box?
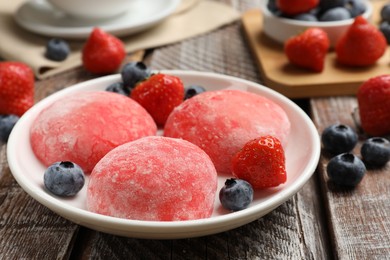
[30,91,157,173]
[87,136,218,221]
[164,89,291,174]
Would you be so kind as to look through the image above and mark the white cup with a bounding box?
[46,0,135,20]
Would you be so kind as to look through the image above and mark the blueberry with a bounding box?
[184,85,206,100]
[45,38,70,62]
[44,161,85,197]
[121,62,151,89]
[327,153,366,187]
[321,124,358,155]
[105,82,130,96]
[361,137,390,168]
[219,178,253,211]
[267,0,279,13]
[380,21,390,44]
[293,13,318,22]
[345,0,366,17]
[381,4,390,22]
[320,7,351,21]
[0,114,19,142]
[319,0,346,12]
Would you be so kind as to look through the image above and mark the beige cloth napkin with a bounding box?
[0,0,240,79]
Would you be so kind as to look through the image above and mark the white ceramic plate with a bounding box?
[7,71,320,239]
[14,0,180,39]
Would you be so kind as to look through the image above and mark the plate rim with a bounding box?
[7,70,321,239]
[14,0,181,39]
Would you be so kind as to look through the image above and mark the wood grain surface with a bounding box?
[1,0,389,259]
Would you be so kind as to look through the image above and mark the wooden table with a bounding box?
[1,0,390,259]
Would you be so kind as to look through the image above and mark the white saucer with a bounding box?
[14,0,181,39]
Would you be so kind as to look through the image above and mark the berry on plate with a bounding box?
[121,61,151,90]
[321,124,358,155]
[82,27,126,74]
[105,82,129,96]
[277,0,319,16]
[284,28,330,72]
[357,75,390,136]
[44,161,85,197]
[361,137,390,168]
[336,16,387,66]
[0,61,34,117]
[326,153,366,187]
[219,178,254,211]
[231,135,287,189]
[45,38,70,62]
[0,114,19,142]
[130,73,184,126]
[184,85,206,100]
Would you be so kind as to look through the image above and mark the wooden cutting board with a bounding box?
[242,0,389,98]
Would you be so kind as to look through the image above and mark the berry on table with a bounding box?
[231,135,287,189]
[82,27,126,74]
[219,178,254,211]
[326,153,366,187]
[44,161,85,197]
[45,38,70,61]
[379,21,390,44]
[0,114,19,142]
[121,61,151,89]
[357,75,390,136]
[0,61,34,117]
[184,85,206,100]
[321,124,358,155]
[130,73,184,126]
[361,137,390,168]
[380,4,390,22]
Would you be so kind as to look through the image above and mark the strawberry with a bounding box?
[277,0,319,15]
[284,28,330,72]
[82,27,126,74]
[130,73,184,126]
[231,135,287,189]
[0,61,34,117]
[336,16,387,66]
[357,75,390,136]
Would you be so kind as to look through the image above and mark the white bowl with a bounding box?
[262,0,373,46]
[47,0,136,20]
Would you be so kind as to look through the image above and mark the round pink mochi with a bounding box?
[30,91,157,173]
[87,136,218,221]
[164,89,291,174]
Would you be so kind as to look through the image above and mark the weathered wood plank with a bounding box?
[311,96,390,259]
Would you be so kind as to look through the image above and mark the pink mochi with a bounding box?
[30,91,157,173]
[164,89,291,174]
[87,136,218,221]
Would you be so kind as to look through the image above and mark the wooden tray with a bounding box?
[242,0,389,98]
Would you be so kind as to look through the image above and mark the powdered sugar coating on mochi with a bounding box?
[87,136,218,221]
[30,91,157,173]
[164,89,291,174]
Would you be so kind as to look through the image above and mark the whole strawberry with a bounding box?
[82,27,126,74]
[336,16,387,66]
[0,61,34,116]
[231,135,287,189]
[284,28,330,72]
[277,0,319,15]
[358,75,390,136]
[130,73,184,126]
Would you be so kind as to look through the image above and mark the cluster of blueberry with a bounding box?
[379,4,390,44]
[321,124,390,187]
[268,0,366,22]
